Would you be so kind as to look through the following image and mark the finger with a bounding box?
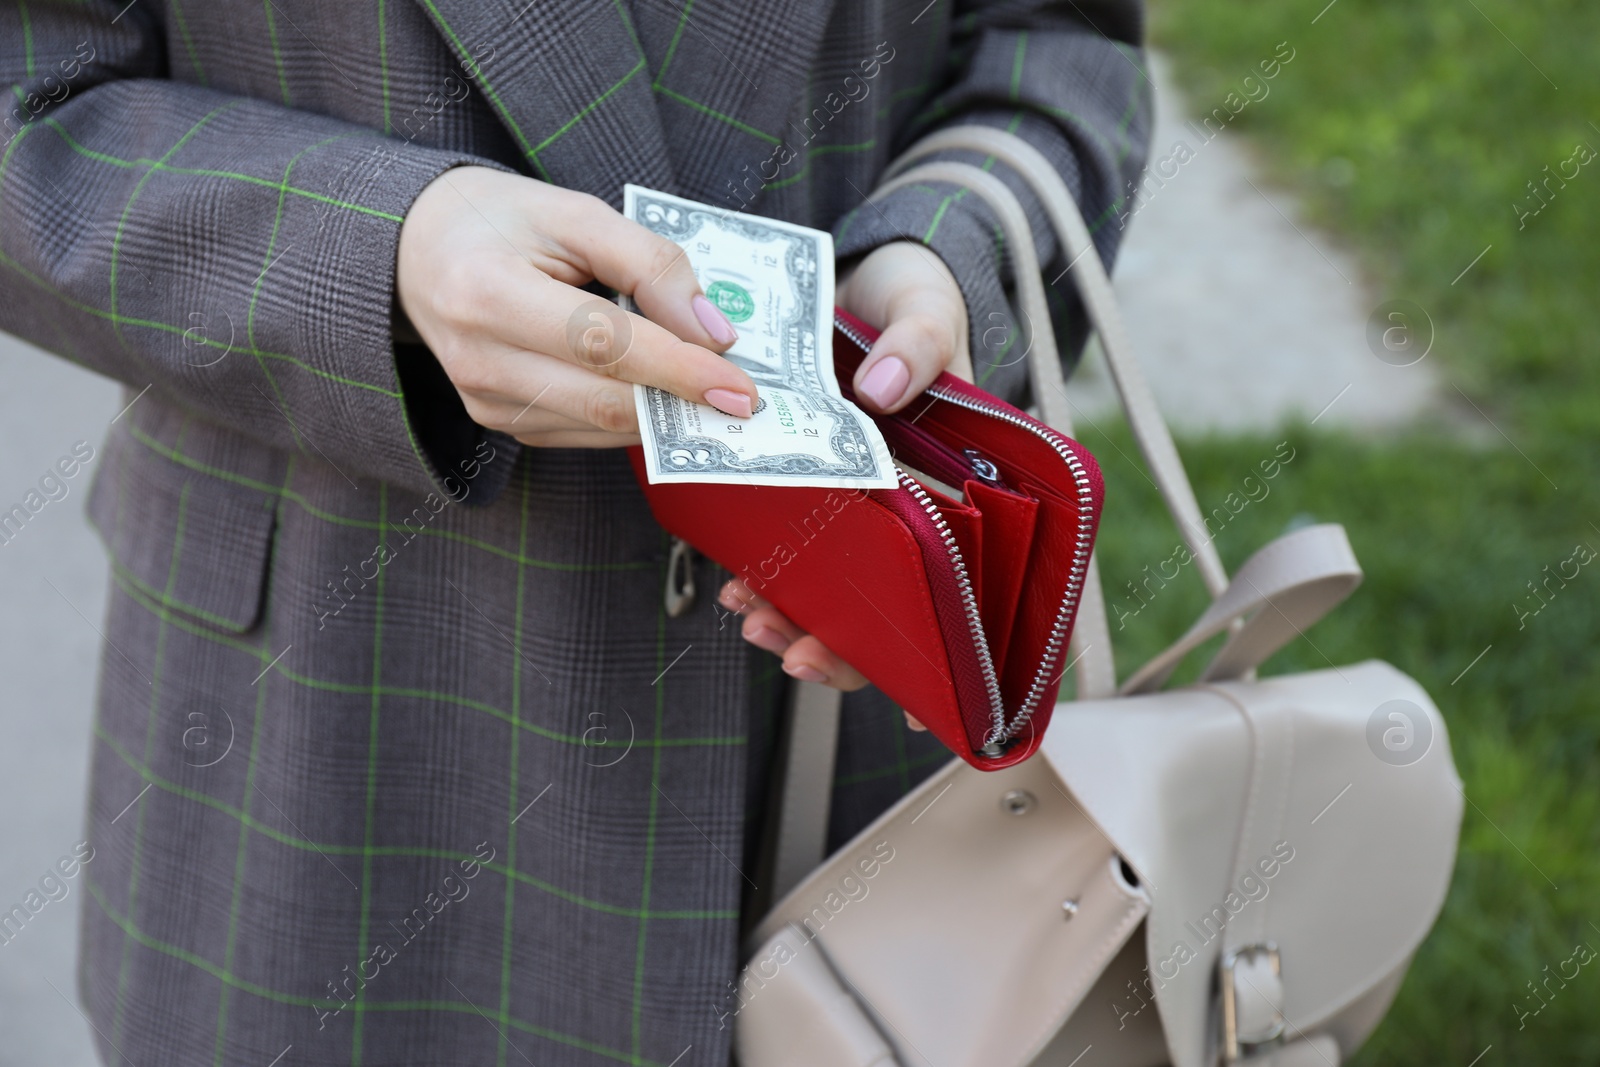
[842,242,971,412]
[780,635,869,691]
[853,301,965,414]
[720,579,871,692]
[740,603,804,657]
[502,404,600,436]
[903,711,927,732]
[560,203,742,353]
[529,281,757,415]
[718,578,765,614]
[722,580,870,691]
[451,342,642,436]
[513,429,641,449]
[444,259,759,418]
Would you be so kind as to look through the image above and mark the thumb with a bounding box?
[844,243,971,414]
[853,308,966,414]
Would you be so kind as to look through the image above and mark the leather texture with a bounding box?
[742,751,1152,1067]
[1045,660,1461,1067]
[739,660,1461,1067]
[631,315,1104,770]
[734,128,1463,1067]
[734,924,899,1067]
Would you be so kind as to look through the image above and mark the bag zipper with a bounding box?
[836,313,1095,751]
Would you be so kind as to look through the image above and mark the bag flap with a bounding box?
[1041,686,1250,1067]
[749,754,1149,1067]
[1041,660,1463,1067]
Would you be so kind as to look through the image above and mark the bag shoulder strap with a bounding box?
[882,127,1231,603]
[767,680,844,905]
[767,127,1351,898]
[1120,523,1362,695]
[866,157,1118,701]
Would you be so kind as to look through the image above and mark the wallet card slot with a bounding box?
[1000,488,1084,699]
[882,470,1009,752]
[892,469,985,614]
[921,421,1075,507]
[894,459,966,505]
[832,309,1100,761]
[966,480,1039,667]
[930,493,984,612]
[877,415,978,491]
[915,382,1100,748]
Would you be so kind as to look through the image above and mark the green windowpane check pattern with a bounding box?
[0,0,1148,1063]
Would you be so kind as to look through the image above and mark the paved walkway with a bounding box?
[0,51,1437,1065]
[0,336,118,1067]
[1076,52,1439,432]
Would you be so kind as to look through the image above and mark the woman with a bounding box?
[0,1,1147,1063]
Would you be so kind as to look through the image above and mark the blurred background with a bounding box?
[1090,2,1599,1063]
[1,0,1594,1062]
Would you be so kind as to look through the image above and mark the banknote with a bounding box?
[625,185,896,489]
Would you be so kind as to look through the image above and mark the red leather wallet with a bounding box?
[629,309,1103,770]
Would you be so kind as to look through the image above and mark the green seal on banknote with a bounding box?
[705,280,755,323]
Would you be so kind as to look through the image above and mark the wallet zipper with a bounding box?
[836,313,1094,751]
[923,383,1096,747]
[895,468,1008,743]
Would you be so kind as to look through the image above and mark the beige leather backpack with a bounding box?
[733,128,1463,1067]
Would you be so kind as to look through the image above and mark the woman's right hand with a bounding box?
[397,166,759,448]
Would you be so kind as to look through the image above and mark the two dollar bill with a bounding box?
[625,185,896,490]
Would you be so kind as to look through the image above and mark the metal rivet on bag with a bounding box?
[1061,899,1079,920]
[1000,789,1035,816]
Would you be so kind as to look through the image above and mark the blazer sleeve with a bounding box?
[834,0,1153,403]
[0,3,514,500]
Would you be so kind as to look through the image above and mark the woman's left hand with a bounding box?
[717,240,972,727]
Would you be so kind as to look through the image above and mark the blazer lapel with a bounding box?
[631,0,838,203]
[415,0,676,203]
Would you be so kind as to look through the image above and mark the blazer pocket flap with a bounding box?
[89,439,280,634]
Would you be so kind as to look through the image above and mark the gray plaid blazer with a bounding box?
[0,1,1149,1064]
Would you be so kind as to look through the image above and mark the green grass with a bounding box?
[1073,1,1600,1061]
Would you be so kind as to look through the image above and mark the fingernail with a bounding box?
[784,663,829,684]
[692,294,739,346]
[718,588,746,612]
[704,387,753,419]
[858,355,910,410]
[744,624,790,655]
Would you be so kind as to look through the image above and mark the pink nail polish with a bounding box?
[744,624,790,655]
[784,663,829,684]
[858,355,910,410]
[704,387,753,419]
[693,294,739,346]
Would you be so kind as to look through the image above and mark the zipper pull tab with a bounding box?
[665,537,697,618]
[963,449,1004,486]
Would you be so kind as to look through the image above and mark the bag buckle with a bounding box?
[1220,943,1285,1062]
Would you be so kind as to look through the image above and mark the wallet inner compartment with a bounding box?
[911,405,1090,696]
